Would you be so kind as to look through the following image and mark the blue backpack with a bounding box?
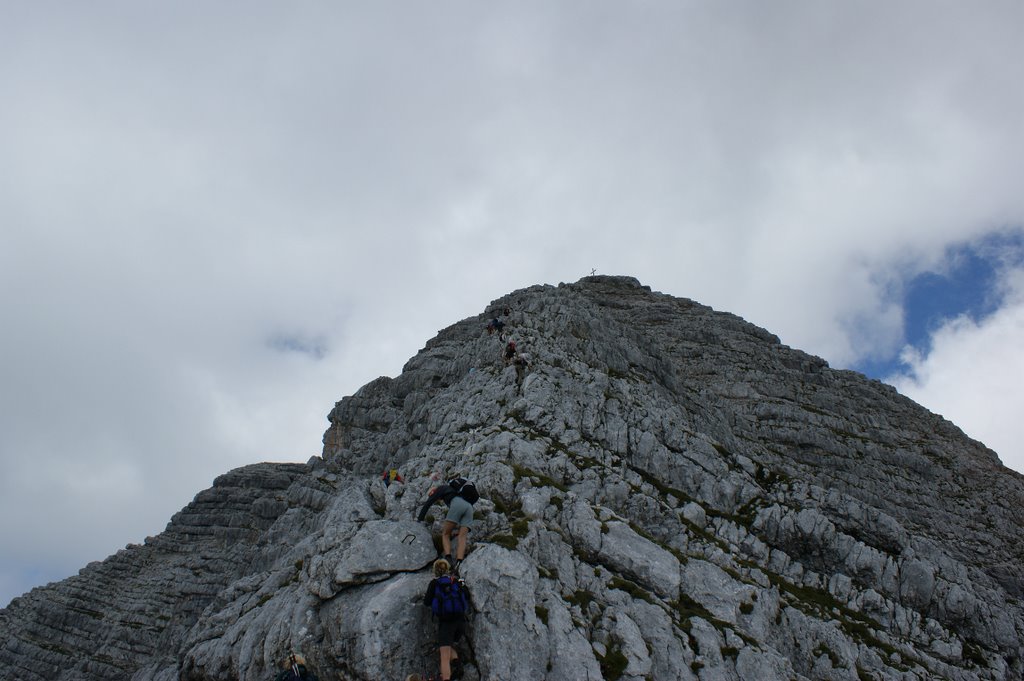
[431,575,468,618]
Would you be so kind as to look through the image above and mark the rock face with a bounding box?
[2,275,1023,681]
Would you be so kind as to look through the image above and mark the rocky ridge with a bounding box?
[1,275,1022,680]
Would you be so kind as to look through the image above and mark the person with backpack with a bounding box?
[513,351,532,389]
[422,559,468,681]
[503,340,517,364]
[485,317,504,336]
[274,652,318,681]
[417,476,479,572]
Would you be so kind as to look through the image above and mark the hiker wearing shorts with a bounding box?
[417,477,478,572]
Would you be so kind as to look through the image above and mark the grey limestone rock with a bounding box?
[2,274,1023,680]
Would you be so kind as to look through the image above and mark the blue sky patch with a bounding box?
[267,333,329,360]
[856,230,1024,380]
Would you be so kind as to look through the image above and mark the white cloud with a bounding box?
[2,2,1024,606]
[890,268,1024,472]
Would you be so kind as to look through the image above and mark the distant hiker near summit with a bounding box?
[502,340,517,365]
[485,317,504,337]
[513,350,531,389]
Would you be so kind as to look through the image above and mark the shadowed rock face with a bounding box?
[2,275,1023,681]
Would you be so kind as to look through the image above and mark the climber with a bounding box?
[417,476,479,571]
[503,340,517,365]
[382,468,405,487]
[513,351,531,388]
[423,558,469,681]
[485,317,504,336]
[274,652,318,681]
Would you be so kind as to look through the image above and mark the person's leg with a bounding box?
[441,521,455,558]
[451,619,463,665]
[440,645,453,680]
[450,498,474,563]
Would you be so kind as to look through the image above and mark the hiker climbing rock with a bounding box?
[513,351,531,388]
[381,468,404,487]
[423,558,469,681]
[485,317,504,336]
[274,653,318,681]
[417,476,478,571]
[503,340,517,365]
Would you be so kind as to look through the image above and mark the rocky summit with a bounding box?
[2,275,1023,681]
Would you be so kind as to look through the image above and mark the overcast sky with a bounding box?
[2,2,1023,608]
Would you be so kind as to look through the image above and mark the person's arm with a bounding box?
[417,486,451,521]
[423,578,437,606]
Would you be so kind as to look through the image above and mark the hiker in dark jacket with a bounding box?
[486,317,504,336]
[423,559,467,681]
[417,477,477,571]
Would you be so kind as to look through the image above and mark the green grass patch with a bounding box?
[608,576,655,604]
[813,643,842,667]
[512,464,568,492]
[566,589,595,611]
[491,496,524,519]
[511,518,530,539]
[68,606,105,620]
[490,534,519,550]
[756,466,791,490]
[537,565,559,580]
[724,496,764,528]
[963,640,987,667]
[671,593,735,634]
[766,571,899,660]
[597,646,629,681]
[628,465,692,504]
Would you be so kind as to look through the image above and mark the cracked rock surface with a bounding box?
[2,275,1023,680]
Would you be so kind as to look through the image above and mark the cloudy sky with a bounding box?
[2,2,1023,608]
